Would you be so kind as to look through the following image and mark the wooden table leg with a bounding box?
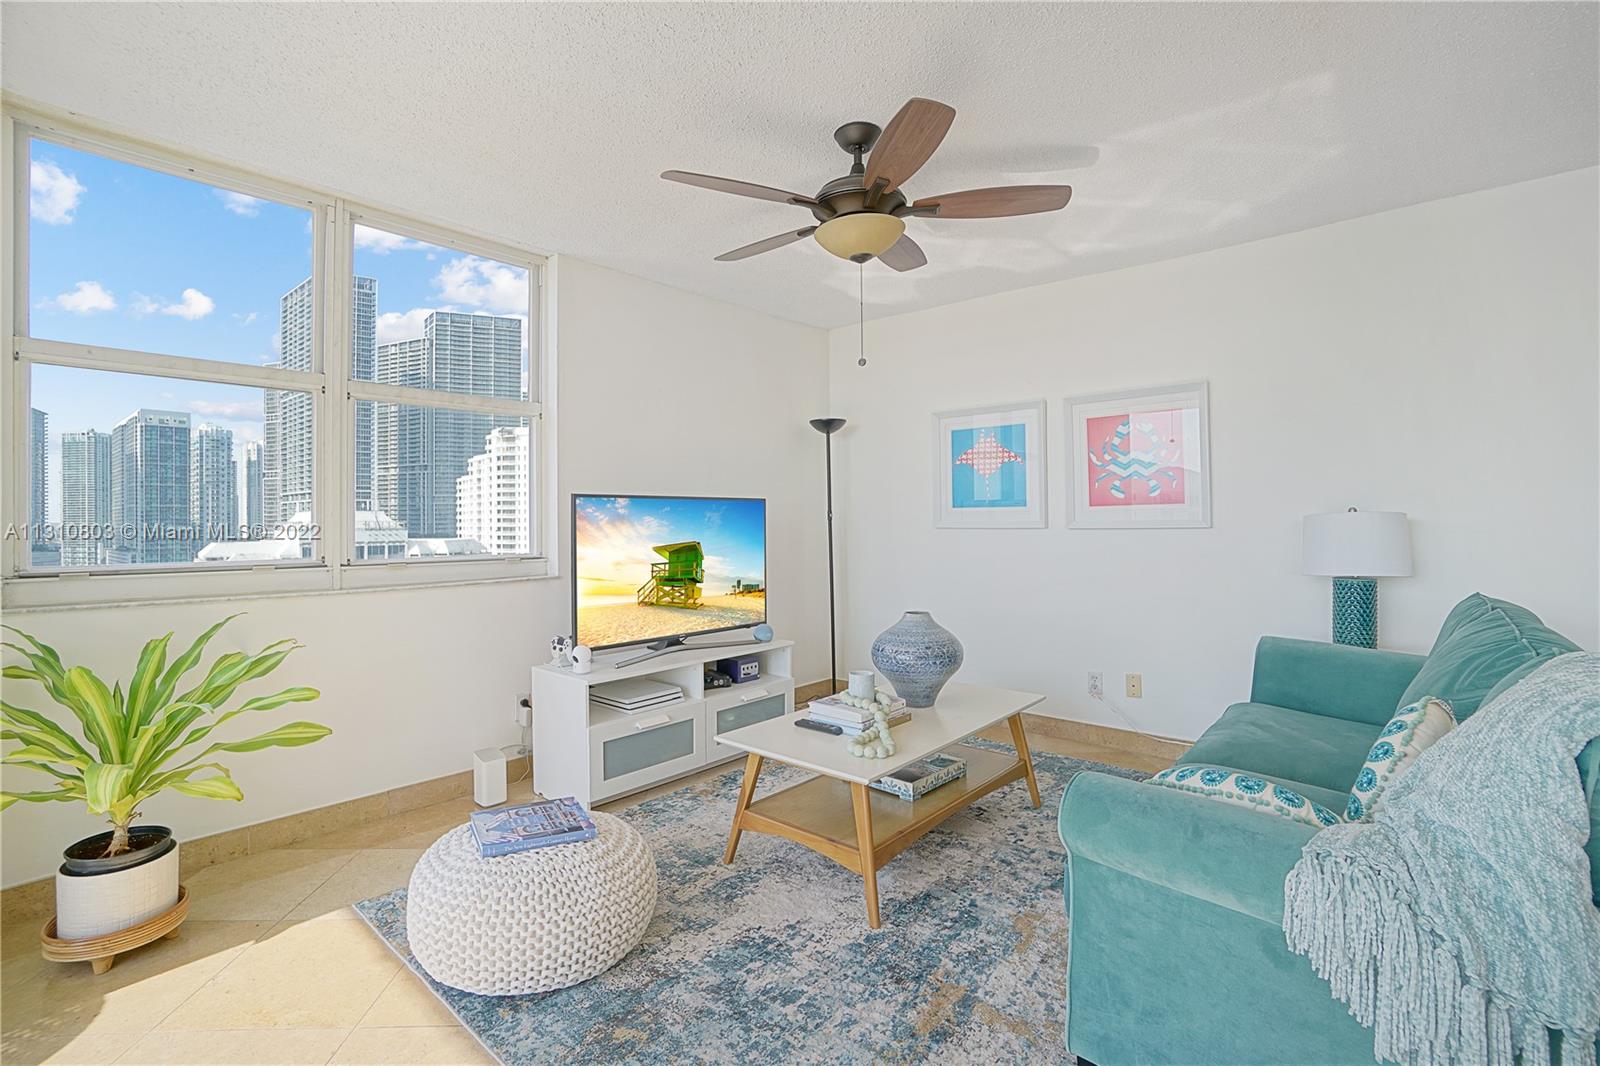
[850,781,881,929]
[1009,712,1042,809]
[723,753,763,864]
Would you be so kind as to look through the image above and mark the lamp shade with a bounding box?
[814,213,905,262]
[1302,510,1413,577]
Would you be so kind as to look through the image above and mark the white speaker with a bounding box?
[473,747,508,807]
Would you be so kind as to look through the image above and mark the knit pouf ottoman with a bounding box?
[406,810,656,995]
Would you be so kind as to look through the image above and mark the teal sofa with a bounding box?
[1057,594,1597,1066]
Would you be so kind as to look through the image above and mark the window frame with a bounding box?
[2,106,552,609]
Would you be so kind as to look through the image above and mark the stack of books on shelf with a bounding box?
[591,677,684,714]
[870,752,967,801]
[469,797,597,857]
[804,693,910,736]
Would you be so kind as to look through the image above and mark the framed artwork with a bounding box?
[932,400,1047,528]
[1064,382,1211,529]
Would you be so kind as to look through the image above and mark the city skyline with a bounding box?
[25,134,533,533]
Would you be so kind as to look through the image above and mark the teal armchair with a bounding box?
[1058,595,1595,1066]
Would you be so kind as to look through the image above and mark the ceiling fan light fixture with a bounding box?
[814,213,905,263]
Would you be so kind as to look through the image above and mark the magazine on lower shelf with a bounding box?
[869,752,967,801]
[469,797,597,857]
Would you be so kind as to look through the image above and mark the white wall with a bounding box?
[1,256,830,886]
[826,168,1599,743]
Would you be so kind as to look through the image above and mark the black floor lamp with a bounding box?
[809,417,846,694]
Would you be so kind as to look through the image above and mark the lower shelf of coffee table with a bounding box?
[741,745,1024,869]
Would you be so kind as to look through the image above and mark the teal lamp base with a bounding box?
[1331,577,1379,648]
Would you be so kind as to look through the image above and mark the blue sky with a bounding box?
[26,136,529,522]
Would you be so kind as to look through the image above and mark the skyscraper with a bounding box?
[190,423,238,541]
[29,408,49,564]
[110,409,191,565]
[352,275,376,512]
[243,440,264,534]
[267,279,316,523]
[264,276,376,524]
[30,407,48,522]
[455,425,529,554]
[60,430,111,567]
[374,312,522,539]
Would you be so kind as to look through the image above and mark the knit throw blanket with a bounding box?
[1283,652,1600,1066]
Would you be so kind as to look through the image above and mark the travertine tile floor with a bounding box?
[0,731,1166,1065]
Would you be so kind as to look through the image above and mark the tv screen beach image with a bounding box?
[574,496,766,649]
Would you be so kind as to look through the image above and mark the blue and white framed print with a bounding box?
[933,400,1047,528]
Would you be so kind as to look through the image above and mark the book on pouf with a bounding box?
[869,753,967,801]
[470,797,597,857]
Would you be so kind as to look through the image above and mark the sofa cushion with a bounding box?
[1399,594,1580,720]
[1150,766,1343,828]
[1177,702,1381,795]
[1345,696,1456,821]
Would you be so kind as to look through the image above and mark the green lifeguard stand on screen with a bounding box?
[637,541,704,608]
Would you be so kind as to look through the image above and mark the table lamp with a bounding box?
[1302,508,1412,648]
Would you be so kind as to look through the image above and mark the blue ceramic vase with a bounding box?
[870,611,964,708]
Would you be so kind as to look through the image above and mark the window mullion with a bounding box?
[13,337,323,392]
[320,200,348,577]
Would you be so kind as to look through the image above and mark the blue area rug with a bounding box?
[353,741,1148,1065]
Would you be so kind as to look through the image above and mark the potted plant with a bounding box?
[1,615,331,940]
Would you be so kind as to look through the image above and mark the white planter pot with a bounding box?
[56,838,180,940]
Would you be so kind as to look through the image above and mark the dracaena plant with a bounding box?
[0,615,331,858]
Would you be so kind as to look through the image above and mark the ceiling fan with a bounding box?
[661,97,1072,272]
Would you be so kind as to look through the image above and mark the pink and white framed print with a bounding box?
[1064,382,1210,529]
[933,400,1047,528]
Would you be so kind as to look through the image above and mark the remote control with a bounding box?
[794,717,842,735]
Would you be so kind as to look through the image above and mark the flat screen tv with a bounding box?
[572,494,767,652]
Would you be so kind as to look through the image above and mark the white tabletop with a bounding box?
[713,681,1045,785]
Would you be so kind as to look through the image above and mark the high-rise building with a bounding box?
[190,423,238,542]
[266,279,315,523]
[29,407,48,527]
[351,275,376,512]
[455,425,529,554]
[375,312,522,539]
[243,440,264,534]
[110,409,191,565]
[264,277,376,524]
[60,430,111,567]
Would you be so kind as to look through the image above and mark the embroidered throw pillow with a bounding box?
[1149,765,1342,829]
[1344,695,1455,821]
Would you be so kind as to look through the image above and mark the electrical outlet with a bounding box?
[1087,671,1103,699]
[1125,673,1143,699]
[514,695,532,728]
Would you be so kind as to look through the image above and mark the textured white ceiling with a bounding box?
[3,2,1595,329]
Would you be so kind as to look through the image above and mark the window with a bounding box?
[4,110,547,604]
[345,222,537,564]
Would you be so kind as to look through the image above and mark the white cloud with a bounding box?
[50,281,116,314]
[130,293,160,316]
[434,256,528,314]
[30,161,85,224]
[354,225,427,254]
[234,311,259,325]
[216,191,262,217]
[187,399,262,420]
[376,306,450,345]
[160,288,216,320]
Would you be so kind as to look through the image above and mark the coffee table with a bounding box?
[714,681,1044,927]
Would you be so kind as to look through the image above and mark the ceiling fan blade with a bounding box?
[877,234,927,272]
[864,98,956,198]
[911,185,1072,219]
[714,227,817,262]
[662,170,817,206]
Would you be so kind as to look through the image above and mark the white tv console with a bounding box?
[531,640,796,806]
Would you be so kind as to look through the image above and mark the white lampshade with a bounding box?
[1302,509,1413,577]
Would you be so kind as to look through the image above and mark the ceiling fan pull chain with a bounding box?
[858,262,867,367]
